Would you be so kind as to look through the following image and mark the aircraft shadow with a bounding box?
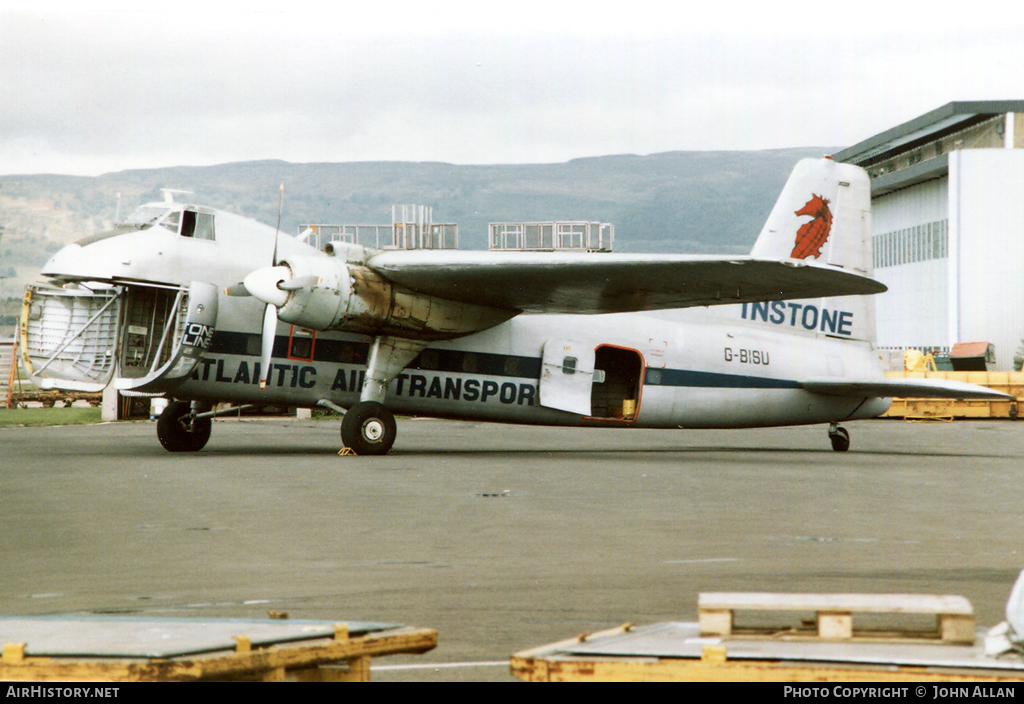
[193,445,1006,460]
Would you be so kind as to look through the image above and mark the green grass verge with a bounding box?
[0,407,103,427]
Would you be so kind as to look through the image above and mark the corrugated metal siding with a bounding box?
[872,177,948,232]
[874,260,949,350]
[870,178,951,350]
[956,149,1024,370]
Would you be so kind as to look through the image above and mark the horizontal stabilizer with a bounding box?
[367,251,886,315]
[801,377,1013,400]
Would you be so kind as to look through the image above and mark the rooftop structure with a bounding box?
[300,205,458,251]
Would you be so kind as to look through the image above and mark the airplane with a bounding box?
[18,157,1009,455]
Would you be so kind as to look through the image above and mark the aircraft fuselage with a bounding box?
[173,306,890,429]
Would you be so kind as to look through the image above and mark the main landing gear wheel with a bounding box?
[157,401,212,452]
[341,401,397,456]
[828,424,850,452]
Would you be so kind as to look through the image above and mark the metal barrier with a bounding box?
[489,221,613,252]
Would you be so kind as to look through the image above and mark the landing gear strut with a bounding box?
[341,401,397,456]
[157,400,212,452]
[337,336,425,456]
[828,422,850,452]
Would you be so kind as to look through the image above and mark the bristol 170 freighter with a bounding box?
[19,158,1006,454]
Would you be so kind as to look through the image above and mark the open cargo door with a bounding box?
[114,281,218,392]
[539,339,599,416]
[20,284,122,392]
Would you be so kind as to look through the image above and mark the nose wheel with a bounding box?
[341,401,397,455]
[828,423,850,452]
[157,400,212,452]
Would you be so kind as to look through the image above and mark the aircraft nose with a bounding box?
[41,242,101,280]
[241,265,291,307]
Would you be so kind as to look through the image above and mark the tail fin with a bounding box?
[751,157,877,343]
[751,157,872,273]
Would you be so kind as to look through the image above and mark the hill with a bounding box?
[0,147,834,310]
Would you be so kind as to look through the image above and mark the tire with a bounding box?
[341,402,397,456]
[829,426,850,452]
[157,401,212,452]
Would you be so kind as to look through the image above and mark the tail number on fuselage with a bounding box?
[724,347,770,365]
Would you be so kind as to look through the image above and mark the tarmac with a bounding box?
[1,416,1023,681]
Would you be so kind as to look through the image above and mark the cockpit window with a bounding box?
[159,210,181,234]
[182,210,215,240]
[124,206,171,227]
[122,205,215,241]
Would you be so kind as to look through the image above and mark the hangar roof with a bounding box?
[833,101,1024,196]
[834,101,1024,165]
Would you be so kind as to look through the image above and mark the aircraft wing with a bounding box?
[801,378,1013,400]
[366,250,886,315]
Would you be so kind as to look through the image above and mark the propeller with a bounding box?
[224,184,322,389]
[257,183,286,390]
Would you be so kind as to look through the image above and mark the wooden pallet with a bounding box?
[0,618,437,682]
[698,592,975,643]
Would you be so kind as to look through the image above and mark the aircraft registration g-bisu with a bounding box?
[20,158,1007,455]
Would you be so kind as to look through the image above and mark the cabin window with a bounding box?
[245,335,261,356]
[288,327,315,361]
[504,356,522,377]
[561,356,577,375]
[419,350,439,370]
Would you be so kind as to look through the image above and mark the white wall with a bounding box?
[871,177,951,351]
[954,149,1024,369]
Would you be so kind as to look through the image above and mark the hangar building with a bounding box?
[834,101,1024,371]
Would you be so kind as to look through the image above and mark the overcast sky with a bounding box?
[3,1,1024,176]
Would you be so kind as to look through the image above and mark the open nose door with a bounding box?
[115,281,218,392]
[539,339,600,416]
[20,284,122,392]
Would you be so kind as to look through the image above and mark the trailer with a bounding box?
[0,616,436,682]
[512,592,1024,682]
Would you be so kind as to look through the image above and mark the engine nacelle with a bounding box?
[274,255,514,339]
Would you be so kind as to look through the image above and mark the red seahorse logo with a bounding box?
[790,194,832,259]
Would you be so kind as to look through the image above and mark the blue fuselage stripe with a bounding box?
[645,368,801,389]
[207,331,800,391]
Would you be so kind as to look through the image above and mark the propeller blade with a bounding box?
[271,182,284,266]
[277,275,320,291]
[259,303,278,390]
[224,282,251,297]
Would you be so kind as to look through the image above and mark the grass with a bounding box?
[0,406,103,427]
